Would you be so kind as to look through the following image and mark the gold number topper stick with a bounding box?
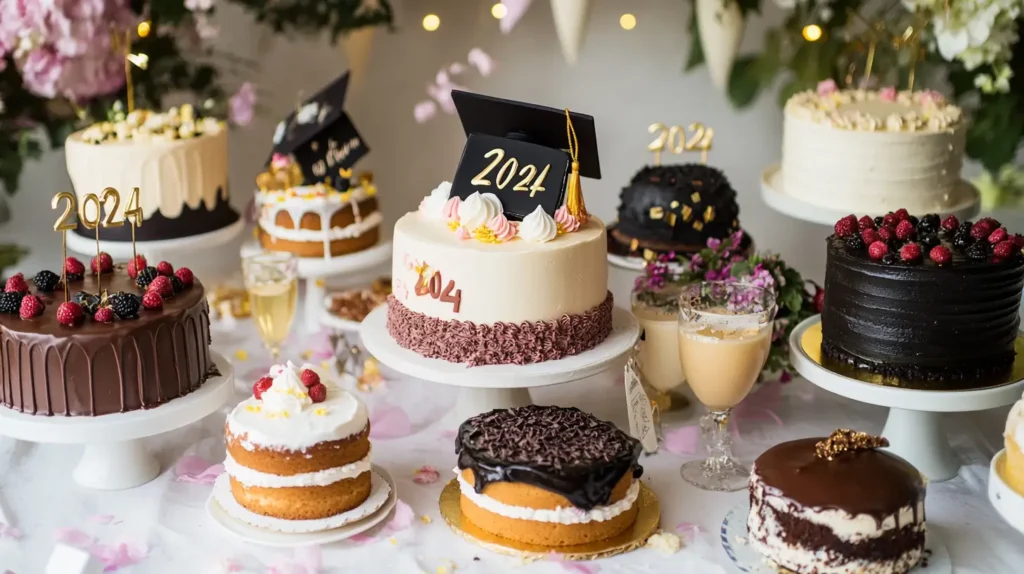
[51,192,78,303]
[80,194,104,294]
[124,187,144,266]
[110,23,151,114]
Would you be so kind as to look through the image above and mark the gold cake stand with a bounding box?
[438,479,661,561]
[790,315,1024,482]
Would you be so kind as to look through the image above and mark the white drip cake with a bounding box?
[781,83,966,215]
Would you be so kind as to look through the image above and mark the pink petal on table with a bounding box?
[174,455,224,483]
[217,557,244,572]
[547,552,599,573]
[349,533,376,545]
[88,514,119,525]
[467,48,495,77]
[92,541,148,572]
[369,404,413,439]
[438,429,457,441]
[304,330,335,361]
[413,465,441,485]
[384,500,414,533]
[499,0,534,34]
[294,546,322,571]
[676,522,702,542]
[663,425,700,456]
[54,527,94,548]
[0,523,22,540]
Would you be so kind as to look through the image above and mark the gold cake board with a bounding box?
[438,479,661,561]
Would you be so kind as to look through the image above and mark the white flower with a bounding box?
[296,103,319,124]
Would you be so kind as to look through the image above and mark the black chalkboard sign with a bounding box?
[451,134,570,220]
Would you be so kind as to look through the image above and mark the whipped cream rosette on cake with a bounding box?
[388,91,614,366]
[223,362,383,525]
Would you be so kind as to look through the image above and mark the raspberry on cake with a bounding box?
[747,430,926,574]
[822,210,1024,385]
[455,405,643,547]
[224,362,373,522]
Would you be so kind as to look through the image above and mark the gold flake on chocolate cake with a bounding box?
[454,405,643,547]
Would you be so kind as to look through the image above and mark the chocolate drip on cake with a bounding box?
[73,189,239,242]
[612,164,740,254]
[455,405,642,510]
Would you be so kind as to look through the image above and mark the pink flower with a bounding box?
[443,196,461,225]
[816,79,838,96]
[487,213,517,242]
[271,153,291,169]
[879,86,896,102]
[919,90,945,106]
[554,206,579,233]
[229,82,256,126]
[20,47,63,97]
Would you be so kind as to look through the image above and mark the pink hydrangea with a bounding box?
[816,79,838,96]
[229,82,256,126]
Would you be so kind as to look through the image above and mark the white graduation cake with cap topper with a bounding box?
[387,91,612,366]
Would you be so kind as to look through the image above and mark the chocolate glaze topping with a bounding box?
[455,405,643,510]
[754,438,924,517]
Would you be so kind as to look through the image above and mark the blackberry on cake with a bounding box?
[747,430,926,574]
[454,405,644,547]
[135,266,159,289]
[109,291,141,319]
[170,275,185,293]
[0,292,23,314]
[32,270,60,292]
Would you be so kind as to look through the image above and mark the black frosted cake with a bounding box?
[453,405,643,546]
[610,164,741,255]
[822,211,1024,386]
[747,430,926,574]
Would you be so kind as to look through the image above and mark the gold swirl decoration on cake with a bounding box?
[814,429,889,461]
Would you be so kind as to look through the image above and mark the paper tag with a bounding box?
[625,355,658,453]
[46,543,104,574]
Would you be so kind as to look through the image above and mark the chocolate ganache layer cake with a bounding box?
[748,430,926,574]
[455,405,643,546]
[610,164,742,255]
[822,210,1024,385]
[0,255,216,416]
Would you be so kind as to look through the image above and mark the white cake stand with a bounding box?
[240,240,391,332]
[0,352,234,490]
[67,218,246,262]
[989,450,1024,535]
[360,304,640,419]
[761,164,981,225]
[790,316,1024,482]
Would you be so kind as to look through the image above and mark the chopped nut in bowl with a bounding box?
[326,277,390,324]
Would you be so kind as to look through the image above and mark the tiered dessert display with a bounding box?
[64,104,244,258]
[361,91,639,418]
[0,190,233,489]
[243,71,391,332]
[989,393,1024,534]
[209,362,395,542]
[742,430,930,574]
[439,405,659,558]
[762,84,980,224]
[790,210,1024,480]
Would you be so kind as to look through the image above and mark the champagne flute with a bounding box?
[677,281,775,492]
[243,252,298,362]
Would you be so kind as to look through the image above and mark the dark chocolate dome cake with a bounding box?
[610,164,741,255]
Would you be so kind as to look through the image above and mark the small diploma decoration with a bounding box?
[625,348,658,454]
[267,71,368,188]
[449,91,602,221]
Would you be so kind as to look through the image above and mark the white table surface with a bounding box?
[1,266,1022,573]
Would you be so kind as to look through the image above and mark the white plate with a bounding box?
[720,501,951,573]
[207,466,396,546]
[240,240,392,279]
[989,449,1024,535]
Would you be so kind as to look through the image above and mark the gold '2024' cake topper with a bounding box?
[814,429,890,461]
[50,188,144,301]
[647,123,714,166]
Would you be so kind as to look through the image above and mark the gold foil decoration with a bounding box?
[563,109,588,223]
[667,212,677,227]
[256,157,304,192]
[439,479,661,560]
[670,200,679,209]
[815,429,889,461]
[357,357,383,392]
[693,221,704,231]
[690,192,701,204]
[110,26,148,113]
[681,205,692,222]
[648,206,664,220]
[647,123,668,165]
[208,287,251,319]
[704,206,716,223]
[51,192,78,302]
[629,238,640,253]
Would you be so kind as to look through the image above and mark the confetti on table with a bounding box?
[369,404,413,440]
[663,425,700,457]
[384,500,414,533]
[234,350,248,361]
[419,515,432,524]
[413,466,441,485]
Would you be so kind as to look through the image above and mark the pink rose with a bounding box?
[879,86,896,102]
[816,79,838,97]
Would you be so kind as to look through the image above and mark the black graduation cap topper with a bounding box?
[268,71,369,187]
[450,90,601,221]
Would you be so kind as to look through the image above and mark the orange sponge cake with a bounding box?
[224,362,372,521]
[455,405,643,546]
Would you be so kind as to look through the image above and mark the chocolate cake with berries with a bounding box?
[609,164,747,256]
[0,254,216,416]
[822,210,1024,386]
[455,405,643,546]
[747,430,926,574]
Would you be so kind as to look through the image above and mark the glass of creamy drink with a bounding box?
[630,284,689,412]
[677,280,775,491]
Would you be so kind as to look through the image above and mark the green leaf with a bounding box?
[783,287,804,314]
[730,260,753,278]
[965,94,1024,172]
[684,10,704,72]
[728,56,762,108]
[778,79,810,107]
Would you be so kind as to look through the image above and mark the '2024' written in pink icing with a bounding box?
[415,268,462,313]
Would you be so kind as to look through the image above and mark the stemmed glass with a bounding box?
[677,281,776,491]
[242,252,298,362]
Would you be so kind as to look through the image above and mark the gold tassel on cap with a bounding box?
[564,108,588,224]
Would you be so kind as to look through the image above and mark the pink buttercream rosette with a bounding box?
[554,206,580,234]
[486,213,517,242]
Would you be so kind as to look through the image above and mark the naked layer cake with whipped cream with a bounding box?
[224,362,373,521]
[747,430,926,573]
[455,405,643,546]
[782,83,966,215]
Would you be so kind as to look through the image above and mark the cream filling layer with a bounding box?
[455,470,639,525]
[260,210,382,242]
[226,451,372,488]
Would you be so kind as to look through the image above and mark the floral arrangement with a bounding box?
[687,0,1024,206]
[0,0,393,196]
[634,231,822,381]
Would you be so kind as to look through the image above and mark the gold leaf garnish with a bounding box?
[704,206,716,223]
[691,192,701,203]
[815,429,889,461]
[682,205,693,221]
[642,249,656,261]
[667,212,677,227]
[693,221,704,231]
[649,206,664,220]
[670,200,680,208]
[629,238,639,252]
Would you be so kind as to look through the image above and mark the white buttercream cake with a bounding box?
[781,83,966,215]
